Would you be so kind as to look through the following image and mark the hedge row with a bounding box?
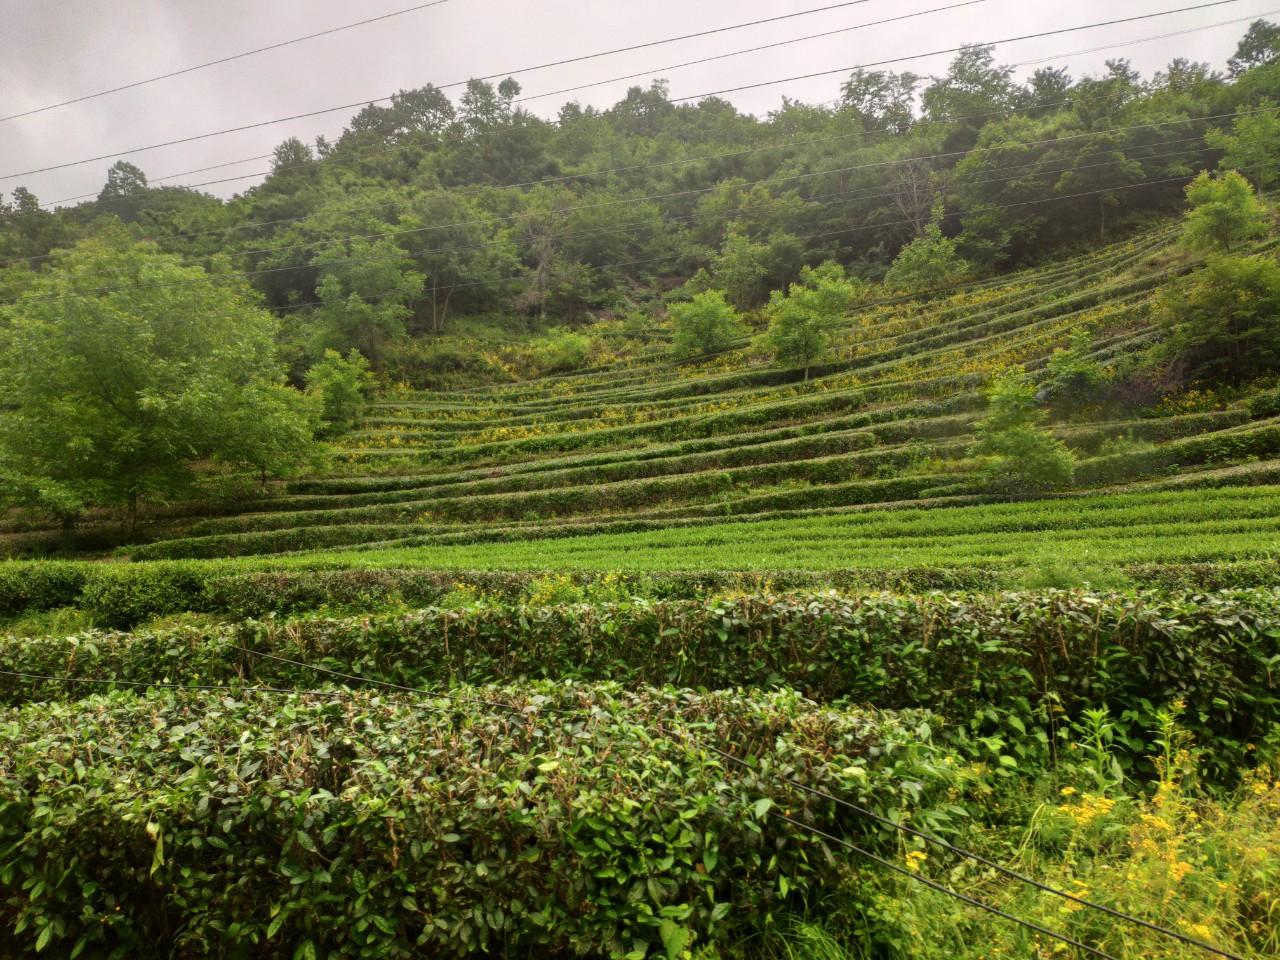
[1075,421,1280,485]
[289,400,981,499]
[5,589,1278,779]
[186,442,972,540]
[351,374,981,467]
[0,684,946,958]
[6,557,1280,627]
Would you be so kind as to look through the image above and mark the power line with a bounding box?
[41,3,1261,209]
[711,745,1246,960]
[0,0,1243,184]
[0,0,456,124]
[1,109,1224,304]
[770,812,1125,960]
[510,0,989,107]
[0,0,889,182]
[661,0,1248,105]
[1009,8,1279,68]
[32,0,989,209]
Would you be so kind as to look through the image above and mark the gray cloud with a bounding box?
[1,0,1271,206]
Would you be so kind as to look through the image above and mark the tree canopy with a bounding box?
[0,235,316,528]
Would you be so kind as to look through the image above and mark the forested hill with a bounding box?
[4,23,1280,388]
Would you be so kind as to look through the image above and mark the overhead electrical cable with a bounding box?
[3,169,1205,310]
[710,745,1247,960]
[40,3,1264,209]
[0,0,1244,183]
[0,0,456,123]
[5,107,1229,294]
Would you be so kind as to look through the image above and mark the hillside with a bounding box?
[5,10,1280,960]
[32,218,1266,577]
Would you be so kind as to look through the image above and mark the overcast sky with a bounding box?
[3,0,1277,207]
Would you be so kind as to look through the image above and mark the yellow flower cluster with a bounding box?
[1056,792,1116,826]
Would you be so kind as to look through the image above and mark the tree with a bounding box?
[305,349,375,432]
[839,69,919,133]
[1039,329,1108,410]
[883,198,969,292]
[97,161,148,205]
[1155,254,1280,383]
[0,236,315,532]
[1228,19,1280,76]
[670,290,747,358]
[1206,103,1280,191]
[309,237,424,360]
[972,371,1076,491]
[1180,170,1268,253]
[216,383,320,486]
[711,228,804,310]
[761,262,860,380]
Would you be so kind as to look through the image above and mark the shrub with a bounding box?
[77,564,211,629]
[883,198,969,293]
[973,371,1075,490]
[5,590,1277,780]
[0,684,948,959]
[1154,254,1280,384]
[669,290,748,358]
[305,348,375,432]
[1251,389,1280,419]
[1179,169,1267,253]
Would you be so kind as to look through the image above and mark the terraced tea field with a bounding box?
[76,221,1279,573]
[5,219,1280,960]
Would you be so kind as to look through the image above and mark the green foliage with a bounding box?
[1229,18,1280,75]
[0,683,946,958]
[1207,102,1280,190]
[761,262,860,379]
[1039,329,1108,409]
[0,235,312,528]
[4,589,1278,782]
[528,328,592,374]
[973,371,1075,490]
[1155,254,1280,382]
[305,349,375,433]
[308,237,425,361]
[883,199,969,292]
[1179,170,1268,253]
[669,290,747,358]
[1251,389,1280,419]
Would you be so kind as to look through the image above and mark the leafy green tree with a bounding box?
[839,69,919,133]
[216,383,320,486]
[305,348,376,432]
[1207,103,1280,190]
[761,262,859,380]
[1155,254,1280,383]
[670,290,747,358]
[973,371,1076,491]
[711,228,804,310]
[884,199,969,292]
[1040,329,1108,410]
[1179,170,1268,253]
[309,237,424,360]
[1228,19,1280,76]
[0,236,314,532]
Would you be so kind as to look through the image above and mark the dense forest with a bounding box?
[4,21,1280,391]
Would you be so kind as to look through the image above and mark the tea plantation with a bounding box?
[3,214,1280,960]
[7,21,1280,958]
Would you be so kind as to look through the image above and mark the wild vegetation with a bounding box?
[3,17,1280,960]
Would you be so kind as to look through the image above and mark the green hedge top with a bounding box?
[5,589,1278,779]
[0,683,946,959]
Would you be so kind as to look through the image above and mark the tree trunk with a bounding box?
[126,490,140,539]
